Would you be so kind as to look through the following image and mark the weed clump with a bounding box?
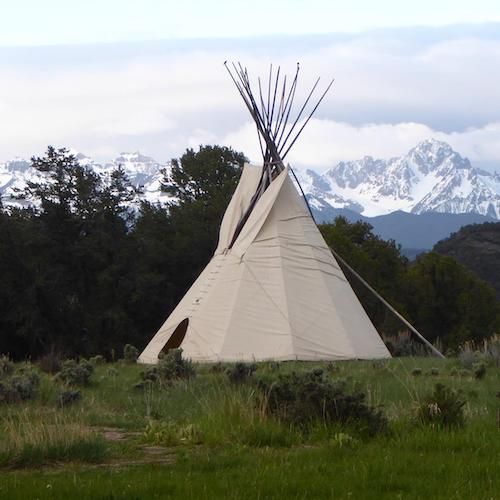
[123,344,139,363]
[473,362,486,380]
[140,349,195,387]
[259,369,387,436]
[58,389,82,407]
[411,368,422,377]
[143,420,203,446]
[226,363,257,384]
[55,359,94,386]
[416,383,466,428]
[326,362,340,374]
[209,362,226,374]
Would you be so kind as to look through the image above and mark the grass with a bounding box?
[0,356,498,498]
[0,411,107,468]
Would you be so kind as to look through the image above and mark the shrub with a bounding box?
[140,366,160,383]
[0,355,14,377]
[458,347,480,369]
[38,352,63,374]
[0,365,40,404]
[259,369,387,436]
[59,390,82,407]
[269,362,281,372]
[383,331,425,357]
[226,362,257,384]
[55,359,94,386]
[416,383,466,428]
[484,335,500,367]
[133,379,154,391]
[326,362,340,374]
[123,344,139,363]
[371,360,388,370]
[209,362,226,374]
[89,355,106,366]
[473,362,486,380]
[140,349,195,387]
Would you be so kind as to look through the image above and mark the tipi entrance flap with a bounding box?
[230,167,289,258]
[215,163,263,255]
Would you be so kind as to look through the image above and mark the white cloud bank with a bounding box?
[221,120,500,171]
[1,25,499,171]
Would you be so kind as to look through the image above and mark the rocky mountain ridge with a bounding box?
[1,140,499,220]
[297,139,500,219]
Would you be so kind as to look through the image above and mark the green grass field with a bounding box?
[0,356,499,499]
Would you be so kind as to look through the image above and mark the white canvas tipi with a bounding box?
[139,64,391,363]
[139,163,390,363]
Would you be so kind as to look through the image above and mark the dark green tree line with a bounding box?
[0,145,244,359]
[0,145,498,359]
[320,219,500,347]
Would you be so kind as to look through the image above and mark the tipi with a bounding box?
[139,63,391,363]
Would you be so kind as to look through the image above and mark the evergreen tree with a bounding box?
[320,217,409,333]
[162,145,246,292]
[405,252,500,346]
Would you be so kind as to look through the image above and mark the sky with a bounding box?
[1,1,500,172]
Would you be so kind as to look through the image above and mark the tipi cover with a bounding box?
[139,163,390,363]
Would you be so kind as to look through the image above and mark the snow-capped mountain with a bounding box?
[297,139,500,219]
[1,139,499,220]
[0,151,171,207]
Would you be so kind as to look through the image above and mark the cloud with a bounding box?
[221,119,500,171]
[1,26,500,170]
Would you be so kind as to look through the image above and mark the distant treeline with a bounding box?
[434,222,500,298]
[0,146,498,360]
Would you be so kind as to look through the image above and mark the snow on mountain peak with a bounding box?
[1,141,499,219]
[298,140,500,219]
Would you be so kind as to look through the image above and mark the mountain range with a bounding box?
[1,140,499,252]
[296,139,500,219]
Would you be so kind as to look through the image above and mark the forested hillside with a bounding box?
[0,146,498,360]
[434,222,500,298]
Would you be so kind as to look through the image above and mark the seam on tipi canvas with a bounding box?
[241,256,291,325]
[219,250,292,358]
[275,226,294,357]
[217,254,249,357]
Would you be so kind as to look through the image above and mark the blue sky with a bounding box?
[1,2,500,171]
